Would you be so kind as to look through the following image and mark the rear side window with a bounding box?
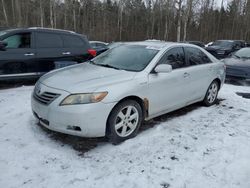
[62,34,86,48]
[36,32,63,48]
[3,33,31,48]
[185,47,212,66]
[158,47,186,69]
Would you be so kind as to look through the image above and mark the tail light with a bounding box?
[88,49,97,57]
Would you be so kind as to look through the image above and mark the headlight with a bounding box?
[60,92,108,105]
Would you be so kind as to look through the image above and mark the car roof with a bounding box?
[121,41,175,49]
[2,27,80,35]
[216,40,245,43]
[90,41,107,44]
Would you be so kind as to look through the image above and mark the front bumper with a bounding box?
[31,83,116,137]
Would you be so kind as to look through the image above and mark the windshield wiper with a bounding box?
[98,64,121,70]
[233,54,240,58]
[88,60,96,64]
[241,56,250,59]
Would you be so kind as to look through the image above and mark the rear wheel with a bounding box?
[203,80,219,106]
[107,100,143,144]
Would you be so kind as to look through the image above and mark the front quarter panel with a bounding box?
[98,73,148,104]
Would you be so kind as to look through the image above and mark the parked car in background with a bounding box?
[205,42,214,48]
[0,27,96,81]
[32,41,225,144]
[90,41,109,55]
[206,40,246,59]
[182,41,205,48]
[223,47,250,82]
[107,42,125,49]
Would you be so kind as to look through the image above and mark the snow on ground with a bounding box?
[0,84,250,188]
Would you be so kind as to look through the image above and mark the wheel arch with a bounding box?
[105,95,148,135]
[213,78,222,90]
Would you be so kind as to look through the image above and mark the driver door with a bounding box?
[0,32,36,78]
[147,47,190,116]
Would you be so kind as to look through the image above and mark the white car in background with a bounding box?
[31,41,225,144]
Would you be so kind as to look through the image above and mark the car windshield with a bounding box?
[234,48,250,59]
[89,45,159,72]
[212,41,233,48]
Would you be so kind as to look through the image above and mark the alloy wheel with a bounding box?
[207,82,218,104]
[114,105,139,137]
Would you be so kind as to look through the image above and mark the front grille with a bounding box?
[33,91,60,105]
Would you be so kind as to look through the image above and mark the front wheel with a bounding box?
[203,80,219,106]
[106,100,143,144]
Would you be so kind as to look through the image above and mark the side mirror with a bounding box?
[154,64,172,73]
[0,41,7,51]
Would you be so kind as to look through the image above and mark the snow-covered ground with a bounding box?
[0,84,250,188]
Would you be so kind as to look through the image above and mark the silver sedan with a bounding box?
[31,41,225,143]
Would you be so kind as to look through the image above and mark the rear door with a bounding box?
[35,31,65,73]
[183,47,215,102]
[0,31,37,79]
[61,34,91,63]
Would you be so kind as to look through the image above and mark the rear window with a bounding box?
[36,32,63,48]
[62,34,86,48]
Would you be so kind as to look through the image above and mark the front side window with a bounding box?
[3,33,31,49]
[158,47,186,69]
[36,32,63,48]
[90,45,159,72]
[185,47,212,66]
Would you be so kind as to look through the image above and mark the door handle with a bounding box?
[62,52,71,55]
[24,53,34,56]
[183,72,190,78]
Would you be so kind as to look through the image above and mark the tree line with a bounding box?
[0,0,250,43]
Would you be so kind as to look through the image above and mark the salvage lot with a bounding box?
[0,84,250,188]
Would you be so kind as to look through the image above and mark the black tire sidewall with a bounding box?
[107,100,143,144]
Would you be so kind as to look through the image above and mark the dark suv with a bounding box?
[0,27,96,81]
[205,40,246,59]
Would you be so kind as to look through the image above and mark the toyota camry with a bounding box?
[31,41,225,143]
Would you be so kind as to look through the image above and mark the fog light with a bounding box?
[67,125,81,132]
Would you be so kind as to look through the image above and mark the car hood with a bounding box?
[224,58,250,68]
[206,46,231,51]
[39,63,137,93]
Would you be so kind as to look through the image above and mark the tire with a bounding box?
[106,100,143,144]
[203,80,219,106]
